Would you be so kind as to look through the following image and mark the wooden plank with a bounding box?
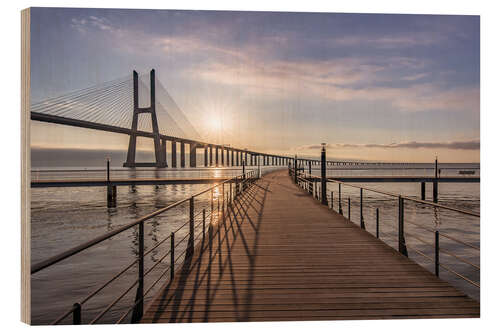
[142,170,479,323]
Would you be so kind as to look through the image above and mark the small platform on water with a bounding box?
[142,170,479,323]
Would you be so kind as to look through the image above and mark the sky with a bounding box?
[30,7,480,162]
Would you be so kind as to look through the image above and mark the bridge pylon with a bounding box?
[123,69,167,168]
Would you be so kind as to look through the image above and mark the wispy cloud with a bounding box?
[297,139,480,151]
[71,16,116,34]
[69,14,479,115]
[402,73,430,81]
[331,33,445,49]
[191,59,479,113]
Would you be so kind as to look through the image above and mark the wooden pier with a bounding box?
[142,170,479,323]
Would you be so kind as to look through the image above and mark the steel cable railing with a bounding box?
[32,170,258,325]
[289,165,480,296]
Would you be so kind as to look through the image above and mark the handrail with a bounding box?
[290,166,480,294]
[35,169,258,325]
[322,175,480,217]
[31,172,251,274]
[439,232,480,251]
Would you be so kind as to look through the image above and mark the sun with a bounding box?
[207,116,223,133]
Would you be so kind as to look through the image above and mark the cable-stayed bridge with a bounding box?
[30,69,423,169]
[31,69,297,168]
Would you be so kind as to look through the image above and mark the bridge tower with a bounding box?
[123,69,167,168]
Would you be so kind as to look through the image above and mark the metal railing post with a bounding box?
[348,197,351,220]
[294,155,298,184]
[376,208,379,238]
[398,196,408,256]
[433,157,439,203]
[338,183,343,214]
[131,221,144,322]
[188,196,194,256]
[210,188,214,215]
[202,209,206,240]
[321,146,328,205]
[435,230,440,276]
[72,303,81,325]
[208,223,213,253]
[170,232,175,280]
[360,188,365,229]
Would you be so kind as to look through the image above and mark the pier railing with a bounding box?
[31,170,258,325]
[290,167,480,297]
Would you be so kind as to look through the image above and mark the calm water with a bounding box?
[31,164,479,324]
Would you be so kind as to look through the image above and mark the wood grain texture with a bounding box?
[21,7,31,325]
[142,170,479,323]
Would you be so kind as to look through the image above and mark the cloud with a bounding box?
[402,73,430,81]
[69,15,479,114]
[331,33,445,49]
[191,59,479,113]
[71,16,116,34]
[297,139,480,151]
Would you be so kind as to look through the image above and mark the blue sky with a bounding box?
[30,8,480,162]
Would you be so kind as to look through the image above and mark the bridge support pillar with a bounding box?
[161,139,168,167]
[180,142,185,168]
[421,182,426,200]
[215,146,219,166]
[231,150,234,166]
[190,143,197,168]
[209,145,213,166]
[171,141,177,168]
[221,147,225,166]
[227,148,230,167]
[123,69,167,168]
[204,146,208,167]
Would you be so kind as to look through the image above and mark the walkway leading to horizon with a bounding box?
[142,170,479,323]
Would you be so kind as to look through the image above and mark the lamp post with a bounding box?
[321,143,328,206]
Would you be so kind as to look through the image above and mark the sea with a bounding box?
[30,163,480,325]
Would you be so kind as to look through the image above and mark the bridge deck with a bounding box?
[142,170,479,323]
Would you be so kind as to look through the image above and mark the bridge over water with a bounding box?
[29,69,480,324]
[32,69,428,169]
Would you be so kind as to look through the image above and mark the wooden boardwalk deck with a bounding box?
[142,170,479,323]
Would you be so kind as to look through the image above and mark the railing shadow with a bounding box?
[148,179,269,323]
